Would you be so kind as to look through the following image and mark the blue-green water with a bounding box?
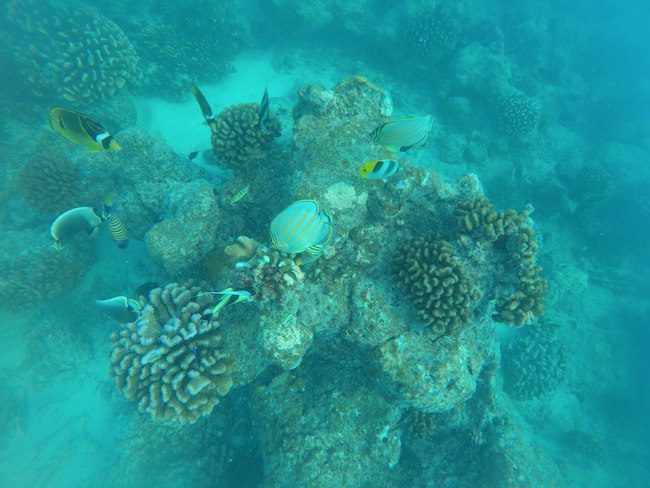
[0,1,648,487]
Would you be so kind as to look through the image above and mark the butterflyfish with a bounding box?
[229,184,250,205]
[199,288,252,322]
[102,198,128,249]
[50,206,102,248]
[48,107,120,152]
[95,296,141,323]
[359,159,400,180]
[255,371,291,394]
[190,84,217,132]
[369,114,434,152]
[258,86,270,132]
[270,200,333,261]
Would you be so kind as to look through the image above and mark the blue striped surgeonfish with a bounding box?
[369,114,434,153]
[48,107,120,152]
[359,159,400,180]
[103,199,128,249]
[269,200,333,262]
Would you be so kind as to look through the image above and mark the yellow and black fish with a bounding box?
[359,159,400,180]
[48,107,120,152]
[103,199,128,249]
[258,86,270,132]
[190,84,217,132]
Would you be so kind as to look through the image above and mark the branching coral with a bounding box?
[16,153,81,213]
[7,0,141,103]
[493,90,540,136]
[109,282,233,423]
[392,236,481,335]
[454,196,527,246]
[502,323,565,400]
[211,103,281,168]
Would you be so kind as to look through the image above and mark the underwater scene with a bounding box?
[0,0,648,487]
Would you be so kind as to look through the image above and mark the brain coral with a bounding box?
[502,323,565,400]
[493,90,540,136]
[16,153,81,214]
[211,103,281,168]
[109,282,233,423]
[7,0,141,103]
[392,236,481,335]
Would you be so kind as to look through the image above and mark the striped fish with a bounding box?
[369,114,434,152]
[48,107,120,152]
[103,200,128,249]
[359,159,400,180]
[258,86,269,132]
[255,371,290,394]
[190,84,217,131]
[229,184,250,204]
[270,200,333,258]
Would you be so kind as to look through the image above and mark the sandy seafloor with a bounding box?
[0,40,649,488]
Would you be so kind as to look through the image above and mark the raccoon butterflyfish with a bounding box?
[48,107,120,152]
[369,114,434,153]
[50,206,102,248]
[95,296,141,323]
[190,84,217,132]
[102,198,128,249]
[359,159,400,180]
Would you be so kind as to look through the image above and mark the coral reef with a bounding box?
[493,90,540,136]
[7,0,141,103]
[211,103,281,168]
[454,195,527,246]
[16,153,81,214]
[501,323,566,400]
[109,282,233,423]
[392,235,481,335]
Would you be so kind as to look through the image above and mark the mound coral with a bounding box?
[109,282,233,423]
[16,153,81,213]
[502,323,565,400]
[493,90,540,136]
[7,0,141,103]
[392,236,481,335]
[211,103,281,168]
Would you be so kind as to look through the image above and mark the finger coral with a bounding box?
[392,236,481,335]
[109,282,233,423]
[211,103,281,168]
[16,153,81,214]
[7,0,141,104]
[454,196,527,246]
[502,323,565,400]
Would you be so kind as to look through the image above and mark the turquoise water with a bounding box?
[0,1,648,487]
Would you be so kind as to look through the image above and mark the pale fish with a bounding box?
[50,206,102,248]
[95,296,141,323]
[269,199,333,259]
[369,114,434,152]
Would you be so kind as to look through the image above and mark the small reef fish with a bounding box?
[191,346,200,367]
[50,206,102,248]
[188,151,199,161]
[359,159,400,180]
[199,288,252,321]
[48,107,120,152]
[95,296,141,323]
[190,84,217,132]
[369,114,434,152]
[134,281,159,299]
[229,184,250,205]
[269,200,333,262]
[102,198,128,249]
[258,86,270,132]
[255,371,291,394]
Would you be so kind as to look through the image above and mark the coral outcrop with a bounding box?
[211,103,281,168]
[109,282,233,423]
[454,195,527,246]
[16,153,81,214]
[392,236,480,335]
[501,323,566,400]
[7,0,141,103]
[493,90,540,136]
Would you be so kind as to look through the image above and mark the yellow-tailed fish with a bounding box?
[269,200,333,260]
[95,296,141,323]
[255,371,290,394]
[199,288,252,321]
[359,159,400,180]
[229,184,250,204]
[369,114,434,152]
[48,107,120,152]
[258,86,270,132]
[50,206,102,248]
[102,198,128,249]
[190,84,217,132]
